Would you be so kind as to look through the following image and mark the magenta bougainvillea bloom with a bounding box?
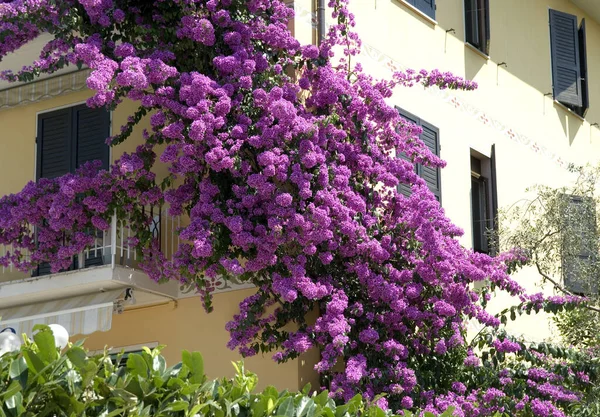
[0,0,597,415]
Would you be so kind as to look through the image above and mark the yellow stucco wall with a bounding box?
[83,289,320,391]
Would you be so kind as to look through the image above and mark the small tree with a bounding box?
[497,165,600,416]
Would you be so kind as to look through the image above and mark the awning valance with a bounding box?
[0,289,124,336]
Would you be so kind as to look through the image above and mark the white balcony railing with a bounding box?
[1,208,181,278]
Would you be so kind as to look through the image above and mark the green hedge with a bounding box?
[0,326,486,417]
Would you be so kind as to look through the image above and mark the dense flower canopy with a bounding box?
[0,0,597,415]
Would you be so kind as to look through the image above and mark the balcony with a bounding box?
[0,208,181,336]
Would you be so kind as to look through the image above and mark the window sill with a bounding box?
[393,0,437,26]
[465,42,490,60]
[553,100,585,122]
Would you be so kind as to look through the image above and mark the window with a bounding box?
[464,0,490,55]
[37,104,110,179]
[35,104,110,276]
[396,107,441,202]
[110,349,145,367]
[549,9,588,118]
[403,0,435,20]
[561,195,598,295]
[470,149,498,254]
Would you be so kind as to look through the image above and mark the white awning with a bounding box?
[0,289,124,336]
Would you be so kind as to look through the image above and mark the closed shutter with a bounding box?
[418,122,441,203]
[74,105,110,170]
[73,105,110,268]
[414,0,435,19]
[37,109,72,180]
[562,195,598,295]
[396,107,441,202]
[396,108,419,198]
[35,105,110,275]
[549,9,582,107]
[577,19,589,117]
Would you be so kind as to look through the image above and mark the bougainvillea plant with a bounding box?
[0,0,598,415]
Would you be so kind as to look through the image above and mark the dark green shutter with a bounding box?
[465,0,490,54]
[35,105,110,275]
[419,121,441,203]
[396,108,418,198]
[396,107,441,202]
[73,105,110,268]
[577,19,589,117]
[37,109,72,180]
[414,0,435,19]
[74,104,110,170]
[489,144,499,255]
[549,9,583,107]
[483,0,490,54]
[562,195,598,295]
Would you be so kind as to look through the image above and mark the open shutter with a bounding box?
[483,0,490,54]
[419,121,441,203]
[37,109,72,180]
[74,105,110,170]
[562,195,598,294]
[489,144,499,255]
[549,9,582,107]
[464,0,479,47]
[577,19,589,117]
[414,0,435,19]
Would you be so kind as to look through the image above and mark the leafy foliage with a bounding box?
[0,331,475,417]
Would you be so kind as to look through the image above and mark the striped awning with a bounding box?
[0,289,123,336]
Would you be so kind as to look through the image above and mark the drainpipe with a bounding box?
[317,0,325,45]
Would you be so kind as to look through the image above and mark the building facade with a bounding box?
[0,0,598,389]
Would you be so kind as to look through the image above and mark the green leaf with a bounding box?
[163,401,189,412]
[439,407,456,417]
[9,357,28,389]
[1,381,21,401]
[277,397,295,417]
[5,391,24,416]
[21,350,45,376]
[33,327,58,363]
[127,353,149,377]
[182,350,205,384]
[66,346,88,369]
[297,397,316,417]
[153,355,166,374]
[313,390,329,407]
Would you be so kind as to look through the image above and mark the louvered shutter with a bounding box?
[489,144,499,255]
[465,0,479,47]
[549,9,582,107]
[35,105,110,275]
[419,121,441,203]
[35,109,73,276]
[74,104,110,170]
[414,0,435,19]
[37,109,72,180]
[577,19,589,117]
[73,105,110,268]
[562,195,598,295]
[483,0,491,55]
[396,108,419,198]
